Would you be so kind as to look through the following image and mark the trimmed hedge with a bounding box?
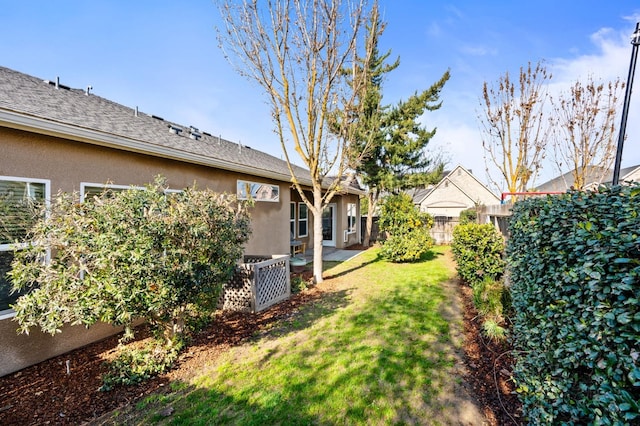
[508,185,640,424]
[451,223,505,287]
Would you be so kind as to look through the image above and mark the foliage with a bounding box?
[9,178,251,345]
[378,193,434,262]
[451,223,505,287]
[100,338,185,391]
[290,275,311,294]
[507,185,640,424]
[459,207,478,225]
[472,276,510,342]
[341,7,448,247]
[479,61,551,196]
[482,318,507,342]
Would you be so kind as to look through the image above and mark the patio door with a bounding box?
[322,204,336,246]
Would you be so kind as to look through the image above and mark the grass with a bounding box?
[112,246,467,425]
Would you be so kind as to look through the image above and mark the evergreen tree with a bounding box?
[350,9,449,246]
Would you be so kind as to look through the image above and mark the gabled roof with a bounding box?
[0,66,323,188]
[536,165,640,192]
[418,165,499,205]
[406,186,434,205]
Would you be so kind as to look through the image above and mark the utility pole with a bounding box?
[612,22,640,185]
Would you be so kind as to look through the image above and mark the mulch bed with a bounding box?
[0,260,521,425]
[458,283,522,425]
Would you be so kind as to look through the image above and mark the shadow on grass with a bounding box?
[97,379,322,425]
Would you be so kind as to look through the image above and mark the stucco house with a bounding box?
[0,66,362,376]
[409,165,499,243]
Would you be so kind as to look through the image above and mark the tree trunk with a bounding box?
[362,191,377,247]
[312,186,324,283]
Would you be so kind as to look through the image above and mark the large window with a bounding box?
[298,203,308,237]
[0,176,49,318]
[236,180,279,202]
[290,202,296,237]
[347,203,357,234]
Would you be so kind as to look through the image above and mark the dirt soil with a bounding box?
[0,252,521,425]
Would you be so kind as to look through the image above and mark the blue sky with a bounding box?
[2,1,639,189]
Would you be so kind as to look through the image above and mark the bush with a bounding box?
[100,339,184,391]
[451,223,505,287]
[9,177,252,345]
[508,185,640,424]
[378,193,434,262]
[459,207,478,225]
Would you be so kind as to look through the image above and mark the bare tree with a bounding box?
[215,0,374,282]
[479,61,552,198]
[550,76,625,190]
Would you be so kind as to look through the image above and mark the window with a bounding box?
[347,203,357,234]
[81,182,144,201]
[0,176,50,318]
[298,203,308,237]
[81,183,181,202]
[236,180,279,202]
[290,202,296,237]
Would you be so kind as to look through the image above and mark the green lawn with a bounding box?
[112,246,477,425]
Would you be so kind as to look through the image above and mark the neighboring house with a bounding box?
[410,165,500,243]
[536,165,640,192]
[0,66,362,376]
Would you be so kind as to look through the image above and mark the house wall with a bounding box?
[334,193,360,248]
[0,127,291,376]
[1,127,290,255]
[420,167,499,217]
[290,191,360,250]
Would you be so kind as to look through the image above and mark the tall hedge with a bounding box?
[507,185,640,424]
[451,223,505,287]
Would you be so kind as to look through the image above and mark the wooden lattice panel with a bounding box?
[254,257,290,311]
[218,266,253,312]
[219,255,291,313]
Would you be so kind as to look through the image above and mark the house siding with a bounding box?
[0,127,293,376]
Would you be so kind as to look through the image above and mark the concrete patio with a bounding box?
[301,247,366,262]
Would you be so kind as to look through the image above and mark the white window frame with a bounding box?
[0,176,51,320]
[236,180,279,202]
[290,202,296,237]
[298,202,308,237]
[80,182,145,202]
[81,183,182,202]
[347,203,357,234]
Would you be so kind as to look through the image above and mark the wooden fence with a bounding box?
[219,255,291,312]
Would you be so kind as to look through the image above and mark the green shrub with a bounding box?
[508,185,640,424]
[459,207,478,225]
[378,193,434,262]
[10,177,252,346]
[451,223,505,287]
[100,339,184,391]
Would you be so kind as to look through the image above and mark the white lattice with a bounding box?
[219,255,290,312]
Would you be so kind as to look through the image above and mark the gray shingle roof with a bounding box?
[0,66,315,186]
[536,165,640,192]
